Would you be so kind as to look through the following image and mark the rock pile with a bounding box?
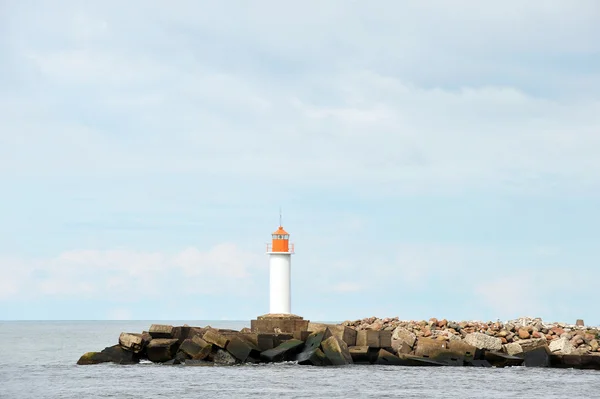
[77,317,600,370]
[343,316,600,356]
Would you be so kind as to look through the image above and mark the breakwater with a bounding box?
[77,316,600,370]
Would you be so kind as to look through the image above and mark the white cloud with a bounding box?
[0,244,263,300]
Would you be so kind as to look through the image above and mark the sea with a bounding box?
[1,321,599,399]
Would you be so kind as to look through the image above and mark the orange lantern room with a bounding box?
[268,226,294,253]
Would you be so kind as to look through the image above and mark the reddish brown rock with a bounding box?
[518,329,530,340]
[532,332,542,339]
[437,319,448,328]
[551,327,565,336]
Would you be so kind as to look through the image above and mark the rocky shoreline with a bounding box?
[77,316,600,370]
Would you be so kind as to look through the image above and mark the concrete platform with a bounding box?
[251,313,309,334]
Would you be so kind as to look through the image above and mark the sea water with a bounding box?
[1,321,599,398]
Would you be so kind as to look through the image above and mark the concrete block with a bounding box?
[379,331,392,348]
[311,324,357,347]
[260,339,305,362]
[356,330,380,348]
[348,346,371,364]
[149,324,175,339]
[202,329,229,349]
[522,346,551,367]
[119,333,145,353]
[375,349,405,365]
[484,351,524,367]
[321,336,353,366]
[296,348,329,366]
[226,336,260,362]
[146,339,179,363]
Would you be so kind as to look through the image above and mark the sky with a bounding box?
[1,1,599,324]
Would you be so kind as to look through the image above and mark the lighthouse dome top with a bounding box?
[272,226,289,236]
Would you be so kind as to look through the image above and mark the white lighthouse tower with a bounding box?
[266,223,294,314]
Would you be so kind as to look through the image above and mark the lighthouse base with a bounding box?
[251,313,309,334]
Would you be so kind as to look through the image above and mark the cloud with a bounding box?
[0,244,263,301]
[0,1,599,196]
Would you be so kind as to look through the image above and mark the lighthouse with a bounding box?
[266,224,294,314]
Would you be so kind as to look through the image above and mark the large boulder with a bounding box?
[146,339,179,363]
[260,339,305,363]
[504,342,524,356]
[77,345,139,365]
[321,336,353,365]
[391,327,416,348]
[119,332,145,353]
[464,332,502,351]
[549,337,575,355]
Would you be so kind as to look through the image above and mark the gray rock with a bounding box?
[504,342,524,356]
[391,327,416,348]
[213,348,238,365]
[549,337,575,354]
[464,332,502,351]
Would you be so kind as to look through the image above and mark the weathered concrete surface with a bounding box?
[522,346,552,368]
[379,331,392,348]
[226,336,260,362]
[296,348,330,366]
[202,329,229,349]
[356,330,380,348]
[414,338,447,357]
[321,335,353,365]
[149,324,175,339]
[550,354,600,370]
[504,342,524,356]
[295,330,327,366]
[549,337,575,355]
[375,349,406,365]
[213,348,238,365]
[447,340,480,361]
[392,327,416,348]
[310,324,357,347]
[464,333,502,351]
[146,339,179,363]
[178,336,212,360]
[119,333,145,353]
[252,314,309,334]
[393,341,413,355]
[398,354,446,367]
[516,338,547,353]
[260,339,305,363]
[348,346,371,364]
[484,351,524,367]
